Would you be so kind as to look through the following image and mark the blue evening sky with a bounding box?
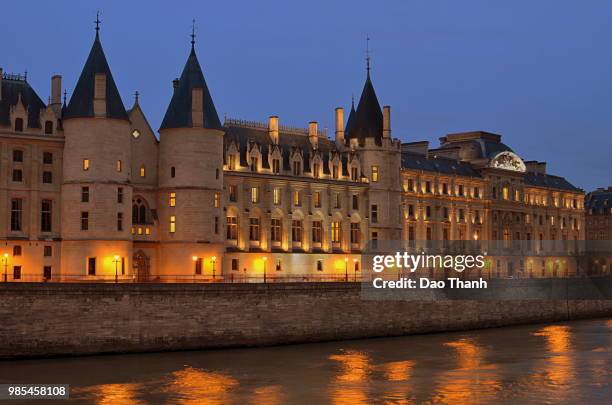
[2,1,611,191]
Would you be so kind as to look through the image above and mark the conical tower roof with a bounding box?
[348,71,382,145]
[160,43,221,130]
[345,97,356,138]
[64,30,127,120]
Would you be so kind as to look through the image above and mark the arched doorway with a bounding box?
[133,250,150,282]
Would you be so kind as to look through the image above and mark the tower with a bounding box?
[349,58,402,243]
[60,18,133,279]
[157,29,225,278]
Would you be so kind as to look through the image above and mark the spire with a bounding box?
[134,90,139,106]
[160,33,221,130]
[365,36,371,77]
[190,19,196,50]
[94,11,101,39]
[345,95,356,137]
[63,19,128,120]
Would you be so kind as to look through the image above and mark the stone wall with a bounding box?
[0,281,610,359]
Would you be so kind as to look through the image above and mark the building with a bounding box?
[0,24,586,282]
[585,187,611,274]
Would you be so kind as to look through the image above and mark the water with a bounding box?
[0,318,610,404]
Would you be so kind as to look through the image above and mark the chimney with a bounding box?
[383,105,391,138]
[50,75,62,114]
[269,116,279,144]
[172,78,179,91]
[0,68,3,101]
[309,121,318,149]
[334,107,345,147]
[93,73,106,117]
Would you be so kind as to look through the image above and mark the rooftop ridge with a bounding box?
[224,116,327,137]
[2,72,27,81]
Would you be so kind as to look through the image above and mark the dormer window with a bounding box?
[313,163,320,179]
[332,165,339,179]
[250,157,258,172]
[351,167,358,181]
[14,118,23,132]
[228,155,236,171]
[272,158,280,174]
[292,160,301,176]
[44,121,53,134]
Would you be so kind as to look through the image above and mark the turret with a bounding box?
[157,30,224,277]
[60,19,133,280]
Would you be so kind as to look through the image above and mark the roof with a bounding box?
[160,44,221,130]
[523,172,581,192]
[401,152,482,178]
[585,188,611,214]
[0,74,46,128]
[64,32,128,120]
[347,72,383,146]
[345,98,356,137]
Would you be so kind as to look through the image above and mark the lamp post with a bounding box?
[113,255,120,283]
[211,256,217,281]
[344,257,348,282]
[192,256,198,282]
[2,253,8,282]
[263,257,267,283]
[353,258,358,282]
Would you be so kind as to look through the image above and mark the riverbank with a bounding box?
[0,280,611,359]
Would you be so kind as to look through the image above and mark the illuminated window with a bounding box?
[251,187,259,203]
[132,129,140,139]
[292,220,303,243]
[371,165,379,182]
[502,186,509,200]
[169,192,176,207]
[312,220,322,243]
[272,159,280,174]
[292,160,301,176]
[83,159,90,171]
[169,215,176,233]
[228,154,236,170]
[116,160,122,172]
[293,190,301,206]
[273,188,281,205]
[140,165,145,177]
[313,163,320,178]
[314,191,321,208]
[331,221,341,243]
[214,192,221,208]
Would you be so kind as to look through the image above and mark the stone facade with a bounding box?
[0,26,587,282]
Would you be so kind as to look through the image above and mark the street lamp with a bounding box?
[344,257,348,282]
[113,255,120,283]
[353,258,358,282]
[2,253,8,282]
[211,256,217,281]
[263,257,267,283]
[192,256,198,282]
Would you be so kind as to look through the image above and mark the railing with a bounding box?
[224,117,328,137]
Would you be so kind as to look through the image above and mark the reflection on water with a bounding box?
[0,318,609,404]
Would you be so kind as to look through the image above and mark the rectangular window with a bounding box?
[293,190,301,206]
[316,260,323,272]
[83,159,90,171]
[332,165,339,179]
[312,220,322,243]
[13,150,23,162]
[117,212,123,231]
[313,163,320,179]
[272,159,280,174]
[276,259,282,272]
[442,183,448,195]
[43,266,52,280]
[351,167,358,181]
[271,218,282,242]
[292,220,303,243]
[334,193,341,209]
[226,216,238,240]
[474,187,480,198]
[81,212,89,230]
[117,187,123,203]
[12,169,22,182]
[331,221,341,244]
[10,199,22,231]
[169,192,176,207]
[43,152,53,164]
[352,195,359,210]
[214,192,221,208]
[371,204,378,223]
[371,165,379,182]
[13,245,21,256]
[116,160,122,172]
[314,191,321,208]
[44,245,52,257]
[81,186,89,203]
[228,155,236,171]
[195,258,202,275]
[350,223,360,244]
[169,215,176,233]
[408,204,414,218]
[13,266,21,280]
[214,216,219,234]
[229,185,237,202]
[293,160,301,176]
[249,218,260,241]
[140,166,145,177]
[408,179,414,191]
[273,188,281,205]
[41,199,52,232]
[42,171,53,184]
[425,181,431,193]
[250,156,258,172]
[425,206,431,219]
[231,258,239,271]
[458,185,464,196]
[251,187,259,203]
[87,257,96,275]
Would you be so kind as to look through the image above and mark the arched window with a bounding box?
[132,198,148,225]
[14,118,24,132]
[171,167,176,178]
[44,121,53,134]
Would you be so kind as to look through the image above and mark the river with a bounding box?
[0,318,610,404]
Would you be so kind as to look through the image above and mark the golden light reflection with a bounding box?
[75,383,144,405]
[429,339,500,405]
[329,350,371,405]
[531,325,574,388]
[383,360,415,382]
[250,385,285,405]
[167,366,238,405]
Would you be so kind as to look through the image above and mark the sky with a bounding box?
[2,0,611,191]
